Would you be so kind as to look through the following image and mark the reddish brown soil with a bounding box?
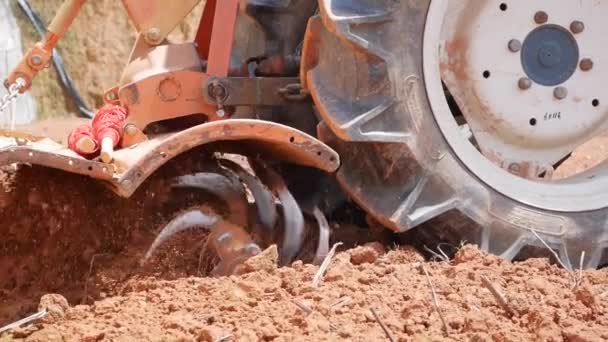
[0,152,228,327]
[0,135,607,340]
[3,244,607,341]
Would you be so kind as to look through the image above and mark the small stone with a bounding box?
[38,294,69,324]
[10,325,39,338]
[81,332,106,342]
[235,245,278,275]
[454,245,485,264]
[574,285,596,308]
[350,242,384,265]
[383,245,425,264]
[197,326,228,342]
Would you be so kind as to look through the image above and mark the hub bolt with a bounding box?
[580,58,594,71]
[508,163,521,174]
[518,77,532,90]
[508,39,522,52]
[570,20,585,34]
[553,86,568,100]
[534,11,549,24]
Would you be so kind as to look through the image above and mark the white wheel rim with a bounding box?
[424,0,608,212]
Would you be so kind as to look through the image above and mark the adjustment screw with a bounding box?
[570,20,585,34]
[145,27,162,44]
[580,58,594,71]
[534,11,548,24]
[518,77,532,90]
[508,39,522,52]
[554,86,568,100]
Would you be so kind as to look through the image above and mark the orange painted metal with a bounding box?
[206,0,240,77]
[120,0,201,44]
[195,0,217,60]
[5,0,87,91]
[114,0,241,147]
[116,43,220,146]
[111,119,340,197]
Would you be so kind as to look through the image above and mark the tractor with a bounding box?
[2,0,606,272]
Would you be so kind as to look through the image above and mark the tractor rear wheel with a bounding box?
[304,0,608,268]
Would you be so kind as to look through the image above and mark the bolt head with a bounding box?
[580,58,594,71]
[553,86,568,100]
[508,163,521,174]
[124,124,139,136]
[105,92,117,101]
[570,20,585,34]
[518,77,532,90]
[508,39,522,52]
[145,28,162,44]
[30,55,43,66]
[534,11,548,24]
[209,82,227,100]
[15,137,28,146]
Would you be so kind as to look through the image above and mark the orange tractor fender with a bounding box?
[0,119,340,197]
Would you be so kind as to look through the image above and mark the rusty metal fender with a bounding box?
[0,133,116,185]
[110,119,340,197]
[0,121,339,198]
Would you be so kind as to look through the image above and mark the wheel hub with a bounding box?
[521,24,579,86]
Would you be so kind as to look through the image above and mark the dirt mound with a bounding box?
[1,245,604,341]
[0,150,228,326]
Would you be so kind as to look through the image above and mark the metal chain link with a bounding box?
[0,78,26,114]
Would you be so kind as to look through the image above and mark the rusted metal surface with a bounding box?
[143,209,262,276]
[121,0,201,44]
[299,16,322,91]
[111,119,340,197]
[116,43,218,145]
[0,120,340,198]
[206,0,239,77]
[0,130,114,180]
[203,77,301,106]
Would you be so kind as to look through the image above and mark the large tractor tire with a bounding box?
[303,0,608,268]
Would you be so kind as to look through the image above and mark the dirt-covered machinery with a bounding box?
[2,0,607,271]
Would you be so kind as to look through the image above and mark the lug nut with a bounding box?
[534,11,548,24]
[508,163,521,174]
[553,86,568,100]
[508,39,522,52]
[570,20,585,34]
[518,77,532,90]
[580,58,594,71]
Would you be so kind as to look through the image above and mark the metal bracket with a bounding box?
[203,77,307,107]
